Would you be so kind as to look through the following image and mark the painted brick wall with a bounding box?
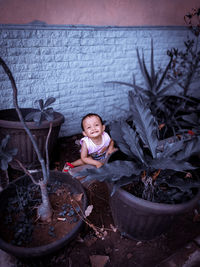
[0,24,193,136]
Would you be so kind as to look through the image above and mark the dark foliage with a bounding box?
[0,135,17,171]
[74,95,200,203]
[25,97,56,126]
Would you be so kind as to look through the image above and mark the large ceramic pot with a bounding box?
[0,171,87,258]
[108,184,200,241]
[0,108,64,170]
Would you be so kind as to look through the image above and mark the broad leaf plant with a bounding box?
[75,95,200,204]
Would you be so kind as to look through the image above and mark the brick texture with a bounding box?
[0,25,193,136]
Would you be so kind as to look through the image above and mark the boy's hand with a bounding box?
[106,147,118,156]
[95,161,103,168]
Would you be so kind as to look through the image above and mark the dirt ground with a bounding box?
[6,135,200,266]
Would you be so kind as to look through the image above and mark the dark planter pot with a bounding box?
[108,184,200,241]
[0,170,87,258]
[0,108,64,170]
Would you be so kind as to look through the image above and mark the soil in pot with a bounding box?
[123,170,200,204]
[0,174,86,248]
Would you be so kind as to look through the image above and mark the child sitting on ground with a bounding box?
[62,113,117,172]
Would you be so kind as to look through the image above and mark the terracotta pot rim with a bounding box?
[0,108,64,129]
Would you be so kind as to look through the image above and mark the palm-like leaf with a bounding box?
[131,95,158,158]
[136,48,151,90]
[38,99,44,110]
[25,97,55,125]
[110,121,136,158]
[117,122,146,164]
[44,97,56,108]
[105,80,143,95]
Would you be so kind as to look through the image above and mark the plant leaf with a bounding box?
[105,81,143,95]
[175,136,200,160]
[131,95,158,158]
[73,160,142,183]
[120,122,146,164]
[150,39,156,85]
[25,111,37,121]
[43,109,54,121]
[156,57,172,92]
[158,139,184,158]
[110,121,136,158]
[38,99,44,110]
[32,112,42,125]
[44,97,56,108]
[1,135,10,149]
[150,157,196,172]
[1,158,9,171]
[136,48,152,91]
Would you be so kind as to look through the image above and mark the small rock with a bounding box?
[89,255,109,267]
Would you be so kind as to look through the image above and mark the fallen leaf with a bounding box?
[85,205,93,217]
[90,255,109,267]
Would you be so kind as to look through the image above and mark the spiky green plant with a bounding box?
[105,39,184,138]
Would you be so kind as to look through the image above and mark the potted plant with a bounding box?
[0,57,88,258]
[75,95,200,240]
[105,39,189,139]
[0,91,64,170]
[106,15,200,139]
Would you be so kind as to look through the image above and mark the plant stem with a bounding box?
[14,159,39,186]
[45,122,52,182]
[37,180,52,222]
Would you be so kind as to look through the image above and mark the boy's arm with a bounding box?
[106,139,118,156]
[81,141,103,168]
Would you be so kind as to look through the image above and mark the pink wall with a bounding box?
[0,0,199,26]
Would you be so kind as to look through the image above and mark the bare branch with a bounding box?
[14,159,40,186]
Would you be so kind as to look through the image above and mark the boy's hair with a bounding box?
[81,113,103,131]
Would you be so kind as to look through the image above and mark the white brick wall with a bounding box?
[0,25,194,136]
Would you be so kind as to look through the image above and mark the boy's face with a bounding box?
[82,116,105,139]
